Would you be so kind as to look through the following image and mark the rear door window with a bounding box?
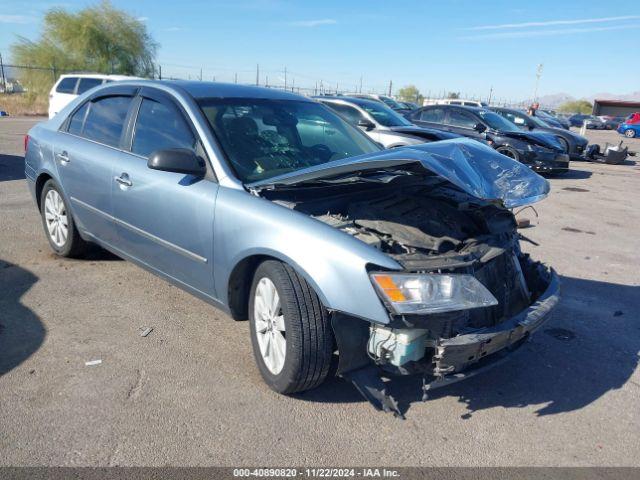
[419,107,445,123]
[82,96,133,147]
[77,78,103,95]
[132,98,196,157]
[56,77,78,94]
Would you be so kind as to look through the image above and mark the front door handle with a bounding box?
[56,151,70,163]
[115,173,132,187]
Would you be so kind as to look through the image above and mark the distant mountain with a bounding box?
[535,93,576,109]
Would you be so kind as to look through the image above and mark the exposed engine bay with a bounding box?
[260,173,559,416]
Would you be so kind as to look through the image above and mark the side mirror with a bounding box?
[474,123,487,133]
[357,119,376,131]
[147,148,206,176]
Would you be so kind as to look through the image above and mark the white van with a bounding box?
[436,99,488,108]
[48,73,140,118]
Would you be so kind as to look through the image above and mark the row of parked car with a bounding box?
[315,94,586,173]
[49,74,639,175]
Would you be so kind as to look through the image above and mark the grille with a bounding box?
[466,253,529,329]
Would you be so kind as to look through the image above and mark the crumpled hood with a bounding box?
[500,130,564,150]
[248,138,550,208]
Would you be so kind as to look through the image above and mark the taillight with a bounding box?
[24,134,30,153]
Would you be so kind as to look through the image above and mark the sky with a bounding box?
[1,0,639,101]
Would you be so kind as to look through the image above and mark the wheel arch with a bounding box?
[226,251,330,321]
[35,172,54,211]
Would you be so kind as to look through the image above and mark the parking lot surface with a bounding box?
[1,117,639,466]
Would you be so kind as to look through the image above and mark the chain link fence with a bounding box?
[0,56,545,114]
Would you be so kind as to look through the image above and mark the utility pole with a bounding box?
[284,66,287,89]
[359,75,363,94]
[0,52,4,91]
[388,80,392,97]
[158,64,162,80]
[199,68,203,81]
[256,64,260,86]
[532,64,543,103]
[488,85,493,105]
[234,72,238,83]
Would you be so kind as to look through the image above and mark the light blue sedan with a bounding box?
[25,81,559,415]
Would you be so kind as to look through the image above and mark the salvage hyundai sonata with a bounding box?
[25,81,559,416]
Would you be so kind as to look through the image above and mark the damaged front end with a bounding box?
[251,140,560,416]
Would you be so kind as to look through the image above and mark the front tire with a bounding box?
[249,260,333,394]
[40,180,88,257]
[495,146,520,161]
[625,129,636,138]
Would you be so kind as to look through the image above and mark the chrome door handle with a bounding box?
[115,174,132,187]
[56,151,70,163]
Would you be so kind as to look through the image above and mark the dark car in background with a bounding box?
[316,96,460,148]
[538,110,570,130]
[599,116,625,130]
[492,107,588,160]
[399,101,420,111]
[406,105,570,173]
[568,114,590,127]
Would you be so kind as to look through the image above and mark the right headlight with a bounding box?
[370,273,498,315]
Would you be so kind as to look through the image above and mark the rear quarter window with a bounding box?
[56,77,78,94]
[67,102,89,135]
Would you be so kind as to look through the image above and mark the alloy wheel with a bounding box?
[253,277,286,374]
[44,189,68,247]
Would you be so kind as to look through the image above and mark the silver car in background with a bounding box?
[25,81,559,416]
[316,96,460,148]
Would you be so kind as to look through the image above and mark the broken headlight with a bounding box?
[370,273,498,314]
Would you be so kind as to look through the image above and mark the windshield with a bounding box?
[379,96,404,109]
[528,114,551,128]
[355,99,413,127]
[197,98,381,183]
[476,110,520,132]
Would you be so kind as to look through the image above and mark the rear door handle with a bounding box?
[56,151,69,163]
[115,173,132,187]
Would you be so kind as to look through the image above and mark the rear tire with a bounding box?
[625,129,636,138]
[40,179,88,257]
[249,260,333,394]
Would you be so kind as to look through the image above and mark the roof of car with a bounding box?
[316,96,387,108]
[160,80,309,101]
[59,73,139,81]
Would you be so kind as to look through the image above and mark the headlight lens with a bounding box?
[370,273,498,314]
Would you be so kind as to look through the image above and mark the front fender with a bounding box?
[213,187,402,324]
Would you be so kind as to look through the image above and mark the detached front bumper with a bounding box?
[525,151,570,173]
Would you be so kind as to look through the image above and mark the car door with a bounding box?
[55,88,137,245]
[444,108,484,139]
[111,88,217,298]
